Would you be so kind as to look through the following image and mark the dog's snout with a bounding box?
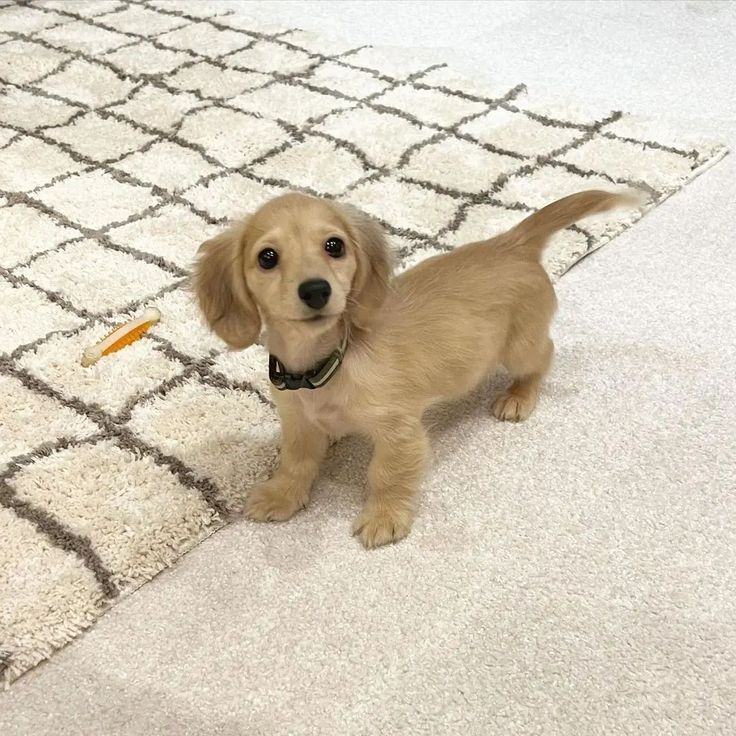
[298,279,331,310]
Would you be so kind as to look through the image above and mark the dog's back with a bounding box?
[384,190,639,404]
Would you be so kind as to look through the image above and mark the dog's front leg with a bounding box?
[353,418,429,548]
[244,396,328,522]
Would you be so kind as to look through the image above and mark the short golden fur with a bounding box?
[193,190,637,547]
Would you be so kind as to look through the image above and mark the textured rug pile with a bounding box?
[0,0,727,685]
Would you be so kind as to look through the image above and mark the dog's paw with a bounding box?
[243,479,308,522]
[491,393,536,422]
[352,504,413,549]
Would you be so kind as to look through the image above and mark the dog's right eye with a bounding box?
[257,248,279,270]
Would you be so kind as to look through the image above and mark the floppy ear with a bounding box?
[191,221,261,349]
[337,204,393,330]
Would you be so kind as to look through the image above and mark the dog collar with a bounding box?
[269,332,348,391]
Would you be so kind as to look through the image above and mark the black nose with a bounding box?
[298,279,331,310]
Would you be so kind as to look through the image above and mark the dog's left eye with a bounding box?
[257,248,279,270]
[324,237,345,258]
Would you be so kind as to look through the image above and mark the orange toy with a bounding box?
[80,307,161,367]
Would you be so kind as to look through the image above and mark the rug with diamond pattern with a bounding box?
[0,0,728,685]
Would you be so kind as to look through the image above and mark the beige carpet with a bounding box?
[0,0,728,686]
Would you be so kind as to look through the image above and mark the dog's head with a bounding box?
[192,193,392,350]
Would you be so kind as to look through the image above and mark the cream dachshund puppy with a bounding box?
[193,189,636,547]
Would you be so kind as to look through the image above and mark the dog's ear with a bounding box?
[338,204,393,330]
[191,221,261,349]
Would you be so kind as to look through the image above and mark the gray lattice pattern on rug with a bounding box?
[0,0,727,685]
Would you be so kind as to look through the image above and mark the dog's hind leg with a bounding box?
[492,335,554,422]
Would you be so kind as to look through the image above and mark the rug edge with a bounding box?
[2,516,225,689]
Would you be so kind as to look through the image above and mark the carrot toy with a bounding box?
[80,307,161,367]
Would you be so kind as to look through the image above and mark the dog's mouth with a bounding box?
[289,313,339,325]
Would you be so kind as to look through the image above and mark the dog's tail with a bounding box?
[505,189,643,259]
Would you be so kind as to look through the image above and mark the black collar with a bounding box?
[269,333,349,391]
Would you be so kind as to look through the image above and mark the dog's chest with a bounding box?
[296,390,354,438]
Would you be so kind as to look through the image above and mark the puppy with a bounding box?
[193,189,637,547]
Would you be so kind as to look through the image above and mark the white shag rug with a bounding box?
[0,0,728,685]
